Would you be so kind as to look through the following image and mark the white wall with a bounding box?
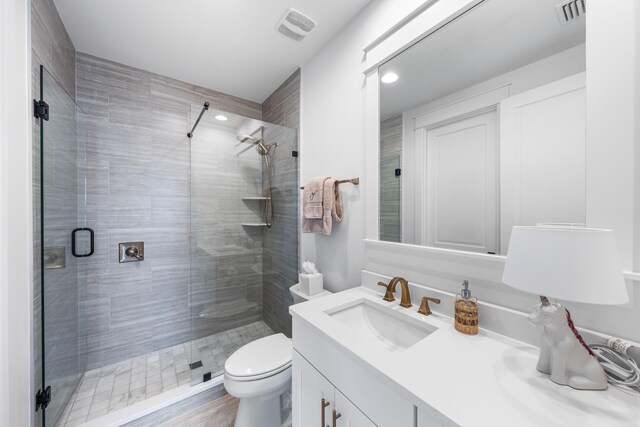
[586,0,638,271]
[300,0,427,291]
[0,0,34,425]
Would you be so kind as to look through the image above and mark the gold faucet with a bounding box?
[418,297,441,316]
[377,277,412,308]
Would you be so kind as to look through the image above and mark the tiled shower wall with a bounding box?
[33,0,301,411]
[75,53,263,369]
[261,69,301,337]
[379,115,402,243]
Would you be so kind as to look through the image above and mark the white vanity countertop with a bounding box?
[289,287,640,427]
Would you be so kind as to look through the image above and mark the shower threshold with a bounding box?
[55,321,274,427]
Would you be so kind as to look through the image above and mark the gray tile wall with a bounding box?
[31,0,78,425]
[261,70,301,337]
[380,116,402,243]
[75,53,263,370]
[32,0,76,98]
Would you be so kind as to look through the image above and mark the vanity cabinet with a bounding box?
[292,319,415,427]
[293,350,377,427]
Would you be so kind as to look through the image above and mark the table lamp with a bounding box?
[502,225,628,390]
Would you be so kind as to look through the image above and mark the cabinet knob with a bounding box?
[332,409,342,427]
[321,398,330,427]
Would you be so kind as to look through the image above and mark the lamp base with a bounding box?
[528,301,607,390]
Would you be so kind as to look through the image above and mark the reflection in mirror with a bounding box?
[379,0,586,254]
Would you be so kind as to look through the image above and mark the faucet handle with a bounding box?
[418,297,441,316]
[377,280,396,302]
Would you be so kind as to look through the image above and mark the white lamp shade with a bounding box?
[502,226,628,305]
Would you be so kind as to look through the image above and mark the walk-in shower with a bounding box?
[37,66,298,426]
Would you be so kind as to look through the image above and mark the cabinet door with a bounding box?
[293,350,335,427]
[417,407,449,427]
[332,389,377,427]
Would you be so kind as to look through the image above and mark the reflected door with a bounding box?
[422,111,498,253]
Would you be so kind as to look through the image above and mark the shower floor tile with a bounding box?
[55,321,274,427]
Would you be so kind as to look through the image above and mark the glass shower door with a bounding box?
[39,66,89,427]
[188,104,297,384]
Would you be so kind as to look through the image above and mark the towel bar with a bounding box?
[300,178,359,189]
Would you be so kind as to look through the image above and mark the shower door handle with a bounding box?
[71,227,94,258]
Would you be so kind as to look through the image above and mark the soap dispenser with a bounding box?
[455,280,478,335]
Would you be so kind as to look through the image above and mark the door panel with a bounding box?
[40,65,88,426]
[293,350,335,427]
[424,111,498,253]
[333,389,377,427]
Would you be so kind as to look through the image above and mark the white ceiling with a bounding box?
[54,0,371,103]
[380,0,586,120]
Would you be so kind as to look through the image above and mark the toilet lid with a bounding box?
[225,333,292,378]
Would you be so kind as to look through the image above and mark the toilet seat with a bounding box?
[224,333,292,382]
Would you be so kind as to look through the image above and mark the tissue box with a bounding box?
[299,273,323,296]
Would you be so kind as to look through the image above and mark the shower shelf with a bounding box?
[242,223,269,227]
[242,196,270,201]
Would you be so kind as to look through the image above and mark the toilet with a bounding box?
[223,284,333,427]
[224,333,293,427]
[289,282,333,304]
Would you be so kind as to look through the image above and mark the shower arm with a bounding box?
[187,101,210,138]
[238,126,265,143]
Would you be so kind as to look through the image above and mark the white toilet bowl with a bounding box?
[224,333,293,427]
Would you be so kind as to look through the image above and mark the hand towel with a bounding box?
[302,178,342,235]
[303,176,329,219]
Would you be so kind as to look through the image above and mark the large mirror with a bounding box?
[379,0,586,255]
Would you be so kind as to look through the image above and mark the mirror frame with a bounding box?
[362,0,639,279]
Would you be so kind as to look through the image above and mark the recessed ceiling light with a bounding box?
[381,72,399,84]
[214,115,228,121]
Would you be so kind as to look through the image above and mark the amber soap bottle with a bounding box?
[455,280,478,335]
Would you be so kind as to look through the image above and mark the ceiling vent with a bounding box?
[555,0,586,25]
[276,8,317,42]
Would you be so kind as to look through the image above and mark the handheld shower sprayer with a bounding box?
[237,129,276,227]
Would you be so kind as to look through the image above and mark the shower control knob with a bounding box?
[125,247,143,260]
[119,242,144,263]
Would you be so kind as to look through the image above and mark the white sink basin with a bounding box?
[325,298,437,352]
